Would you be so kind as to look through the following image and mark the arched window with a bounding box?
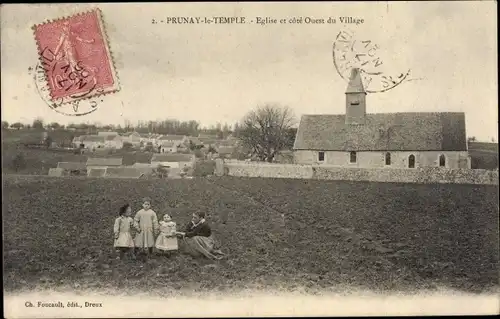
[350,151,357,163]
[408,154,415,168]
[439,154,446,167]
[385,152,391,165]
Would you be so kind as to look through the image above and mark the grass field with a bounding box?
[3,175,498,295]
[468,142,499,170]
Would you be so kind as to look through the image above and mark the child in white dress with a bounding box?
[155,214,178,256]
[133,197,159,257]
[114,203,135,260]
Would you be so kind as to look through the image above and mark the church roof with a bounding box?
[293,112,467,151]
[345,68,366,94]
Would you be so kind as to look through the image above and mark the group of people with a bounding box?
[113,197,225,261]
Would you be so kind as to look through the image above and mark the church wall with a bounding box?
[294,150,470,169]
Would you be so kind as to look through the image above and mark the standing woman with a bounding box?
[176,211,225,260]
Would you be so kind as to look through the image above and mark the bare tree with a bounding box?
[32,118,44,130]
[239,104,296,163]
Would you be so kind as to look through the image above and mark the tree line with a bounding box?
[2,118,236,139]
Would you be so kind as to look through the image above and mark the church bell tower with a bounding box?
[345,68,367,125]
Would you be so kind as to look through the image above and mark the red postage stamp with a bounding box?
[32,8,119,104]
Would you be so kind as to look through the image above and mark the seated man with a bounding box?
[176,211,225,260]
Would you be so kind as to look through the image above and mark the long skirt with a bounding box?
[183,236,225,260]
[155,234,178,251]
[134,228,155,249]
[114,232,134,248]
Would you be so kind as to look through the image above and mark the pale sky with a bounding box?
[1,2,497,141]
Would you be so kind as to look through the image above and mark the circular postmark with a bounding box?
[332,29,412,93]
[29,46,105,116]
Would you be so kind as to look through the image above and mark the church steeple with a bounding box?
[345,68,367,125]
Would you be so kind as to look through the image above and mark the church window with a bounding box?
[318,151,325,162]
[385,152,391,165]
[350,151,357,163]
[439,154,446,167]
[408,154,415,168]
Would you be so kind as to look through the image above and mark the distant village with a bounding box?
[71,130,240,160]
[42,130,249,178]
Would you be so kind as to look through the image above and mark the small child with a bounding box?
[133,197,159,257]
[155,214,178,256]
[113,203,135,260]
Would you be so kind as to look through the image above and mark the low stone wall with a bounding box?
[313,166,498,185]
[224,162,314,179]
[223,162,498,185]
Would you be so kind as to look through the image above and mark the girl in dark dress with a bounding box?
[176,211,225,260]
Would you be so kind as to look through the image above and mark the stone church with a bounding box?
[293,68,470,169]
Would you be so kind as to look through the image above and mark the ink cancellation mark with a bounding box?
[332,30,411,93]
[31,8,119,115]
[31,63,103,117]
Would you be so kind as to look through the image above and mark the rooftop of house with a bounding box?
[151,153,195,162]
[139,133,163,138]
[159,135,186,141]
[82,135,106,142]
[97,131,119,136]
[57,162,87,170]
[189,137,203,145]
[160,141,176,147]
[293,112,467,151]
[86,157,123,166]
[122,131,141,137]
[105,135,122,141]
[198,134,218,139]
[199,138,216,145]
[217,146,235,155]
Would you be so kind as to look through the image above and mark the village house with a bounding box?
[216,146,235,159]
[121,131,142,147]
[150,153,195,169]
[140,133,163,147]
[158,134,189,146]
[104,135,123,149]
[73,135,106,150]
[160,141,178,153]
[293,68,470,169]
[189,137,203,148]
[72,135,84,148]
[199,138,217,147]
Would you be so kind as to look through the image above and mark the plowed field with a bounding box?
[3,175,498,295]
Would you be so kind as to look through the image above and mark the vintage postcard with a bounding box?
[2,2,498,318]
